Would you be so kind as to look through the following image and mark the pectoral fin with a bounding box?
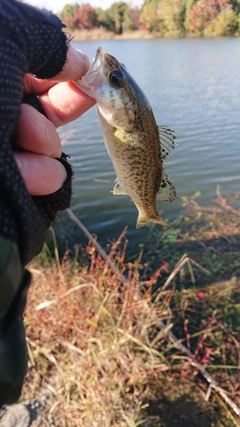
[112,178,127,195]
[158,169,177,204]
[158,125,177,161]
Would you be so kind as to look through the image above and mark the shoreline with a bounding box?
[66,28,157,41]
[66,28,240,42]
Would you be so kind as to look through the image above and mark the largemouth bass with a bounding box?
[75,47,177,228]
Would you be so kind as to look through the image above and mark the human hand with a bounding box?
[14,44,95,196]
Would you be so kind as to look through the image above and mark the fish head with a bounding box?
[75,47,140,131]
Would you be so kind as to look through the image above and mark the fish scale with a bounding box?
[74,47,177,228]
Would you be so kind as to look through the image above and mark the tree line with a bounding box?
[59,0,240,37]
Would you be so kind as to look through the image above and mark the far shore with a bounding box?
[65,28,240,42]
[66,28,156,42]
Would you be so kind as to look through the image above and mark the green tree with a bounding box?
[98,2,131,34]
[230,0,240,12]
[97,8,112,30]
[159,0,187,36]
[140,2,162,32]
[142,0,159,6]
[59,3,79,20]
[122,4,138,31]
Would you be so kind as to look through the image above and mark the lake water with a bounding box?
[57,38,240,249]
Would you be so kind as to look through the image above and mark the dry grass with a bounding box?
[21,192,240,426]
[23,239,172,426]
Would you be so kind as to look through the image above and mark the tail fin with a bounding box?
[136,214,170,229]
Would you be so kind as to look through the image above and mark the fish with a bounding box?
[74,47,177,229]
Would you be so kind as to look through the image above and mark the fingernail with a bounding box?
[15,154,27,171]
[76,49,90,74]
[44,120,62,158]
[44,121,51,144]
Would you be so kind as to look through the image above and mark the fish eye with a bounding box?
[109,70,123,87]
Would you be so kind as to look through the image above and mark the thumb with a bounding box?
[49,44,90,82]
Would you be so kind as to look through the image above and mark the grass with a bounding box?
[21,190,240,426]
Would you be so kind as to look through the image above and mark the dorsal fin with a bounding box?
[158,126,177,161]
[158,168,177,204]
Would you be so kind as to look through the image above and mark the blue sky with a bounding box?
[23,0,144,14]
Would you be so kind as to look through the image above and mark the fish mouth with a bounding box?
[80,47,104,87]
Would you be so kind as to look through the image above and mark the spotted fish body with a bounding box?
[75,47,177,228]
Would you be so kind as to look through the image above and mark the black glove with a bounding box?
[0,0,74,406]
[0,0,73,266]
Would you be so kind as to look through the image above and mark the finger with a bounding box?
[24,44,90,94]
[24,74,57,95]
[14,152,67,196]
[39,81,96,128]
[14,104,62,158]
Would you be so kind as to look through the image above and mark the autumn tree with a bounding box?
[59,0,240,36]
[62,3,99,29]
[131,6,141,29]
[188,0,234,34]
[184,0,197,32]
[73,3,99,29]
[204,6,238,35]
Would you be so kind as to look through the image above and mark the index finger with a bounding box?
[39,81,96,128]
